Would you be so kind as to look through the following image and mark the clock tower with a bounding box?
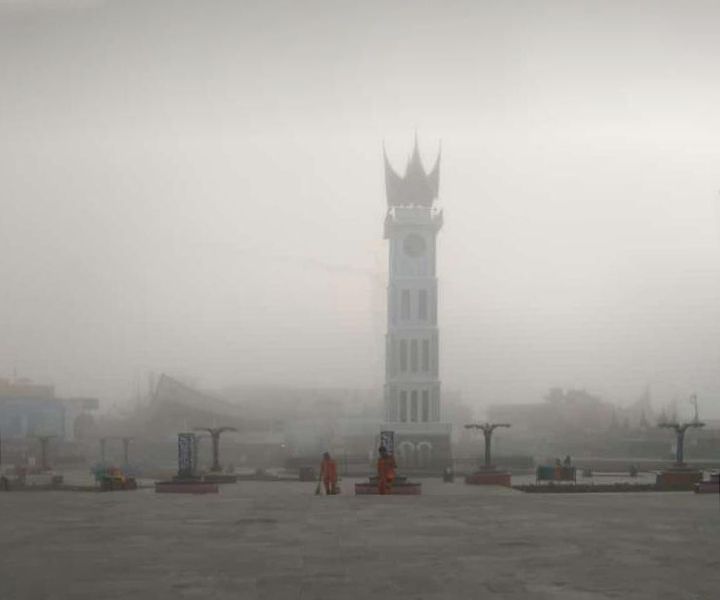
[382,138,452,472]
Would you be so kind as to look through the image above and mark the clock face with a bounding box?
[403,234,426,258]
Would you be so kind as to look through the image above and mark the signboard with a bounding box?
[380,430,395,455]
[177,432,196,478]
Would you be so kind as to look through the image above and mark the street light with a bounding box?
[193,427,237,473]
[464,423,511,470]
[658,394,705,467]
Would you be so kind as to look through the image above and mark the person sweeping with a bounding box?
[377,446,397,495]
[318,451,338,495]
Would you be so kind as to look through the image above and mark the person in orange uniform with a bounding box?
[377,446,397,495]
[319,452,338,495]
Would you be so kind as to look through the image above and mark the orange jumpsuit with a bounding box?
[320,457,338,494]
[377,454,397,495]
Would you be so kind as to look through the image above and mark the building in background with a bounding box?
[0,378,98,441]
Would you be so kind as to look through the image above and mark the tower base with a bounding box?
[389,427,453,476]
[355,476,422,495]
[656,466,703,491]
[465,467,512,487]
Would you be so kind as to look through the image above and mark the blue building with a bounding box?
[0,379,69,439]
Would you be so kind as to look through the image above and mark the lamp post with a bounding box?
[656,395,706,490]
[464,423,511,470]
[658,394,705,466]
[659,420,705,466]
[194,427,237,473]
[121,437,133,467]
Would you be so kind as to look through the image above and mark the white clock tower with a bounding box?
[382,138,451,472]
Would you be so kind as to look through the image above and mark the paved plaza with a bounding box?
[1,479,718,599]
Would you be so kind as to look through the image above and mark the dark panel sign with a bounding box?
[380,430,395,455]
[177,432,196,478]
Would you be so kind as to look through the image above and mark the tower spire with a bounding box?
[383,136,440,207]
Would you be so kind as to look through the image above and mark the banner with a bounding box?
[380,430,395,455]
[177,432,196,478]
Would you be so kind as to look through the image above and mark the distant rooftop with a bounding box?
[0,378,54,400]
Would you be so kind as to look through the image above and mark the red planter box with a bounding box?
[465,471,512,487]
[354,482,422,495]
[656,469,702,491]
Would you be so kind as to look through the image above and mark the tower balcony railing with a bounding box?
[387,205,442,223]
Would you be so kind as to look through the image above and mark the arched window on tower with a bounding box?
[410,390,418,422]
[399,391,408,422]
[421,339,430,372]
[410,340,418,372]
[417,442,432,469]
[418,289,428,320]
[421,390,430,422]
[398,441,415,468]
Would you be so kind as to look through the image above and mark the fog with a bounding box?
[1,0,720,416]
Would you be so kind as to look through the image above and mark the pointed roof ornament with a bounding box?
[427,140,441,199]
[383,141,405,206]
[383,135,441,207]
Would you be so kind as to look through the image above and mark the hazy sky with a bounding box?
[2,0,720,416]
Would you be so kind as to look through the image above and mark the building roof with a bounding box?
[151,374,244,420]
[0,378,54,401]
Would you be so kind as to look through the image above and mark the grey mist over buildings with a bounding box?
[1,0,720,417]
